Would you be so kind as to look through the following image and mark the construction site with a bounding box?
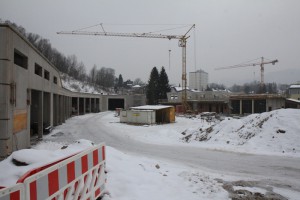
[1,21,300,159]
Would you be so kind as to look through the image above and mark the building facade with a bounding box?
[163,87,230,114]
[229,94,286,115]
[189,69,208,91]
[0,23,145,159]
[289,84,300,100]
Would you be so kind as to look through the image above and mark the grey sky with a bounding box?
[1,0,299,86]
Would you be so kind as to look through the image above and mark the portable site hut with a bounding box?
[120,105,175,124]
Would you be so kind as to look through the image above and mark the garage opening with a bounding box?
[30,90,42,139]
[108,98,124,110]
[79,98,84,115]
[242,100,252,114]
[85,98,90,113]
[43,92,51,134]
[254,100,266,113]
[231,100,240,114]
[72,97,78,115]
[53,94,58,126]
[96,98,100,112]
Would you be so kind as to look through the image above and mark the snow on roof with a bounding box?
[132,85,141,88]
[290,85,300,89]
[173,87,190,92]
[130,105,173,110]
[287,98,300,103]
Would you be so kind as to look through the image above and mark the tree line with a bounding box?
[208,81,289,94]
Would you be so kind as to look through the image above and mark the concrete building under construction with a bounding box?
[189,69,208,91]
[0,23,145,159]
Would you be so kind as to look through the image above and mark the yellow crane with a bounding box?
[215,57,278,91]
[57,24,195,112]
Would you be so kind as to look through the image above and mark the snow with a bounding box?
[60,74,107,94]
[0,139,94,187]
[287,98,300,103]
[232,186,267,195]
[130,105,173,110]
[103,147,228,200]
[103,108,300,157]
[289,84,300,89]
[1,109,300,199]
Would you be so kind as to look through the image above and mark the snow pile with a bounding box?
[183,109,300,156]
[0,139,94,187]
[99,109,300,157]
[60,74,107,94]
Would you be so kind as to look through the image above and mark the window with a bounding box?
[34,63,43,77]
[44,70,50,80]
[53,76,57,84]
[14,49,28,69]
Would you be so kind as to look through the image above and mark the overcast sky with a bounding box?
[1,0,300,86]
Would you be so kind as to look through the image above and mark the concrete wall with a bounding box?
[0,24,146,159]
[229,95,286,115]
[0,25,122,158]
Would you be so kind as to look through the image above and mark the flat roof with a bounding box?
[130,105,173,110]
[286,98,300,103]
[290,85,300,89]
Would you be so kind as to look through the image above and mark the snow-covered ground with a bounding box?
[1,109,300,199]
[101,108,300,157]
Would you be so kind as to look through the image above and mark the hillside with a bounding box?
[60,74,109,94]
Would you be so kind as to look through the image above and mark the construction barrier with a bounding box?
[0,183,25,200]
[0,143,106,200]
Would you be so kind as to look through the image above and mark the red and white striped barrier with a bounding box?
[0,183,25,200]
[1,143,106,200]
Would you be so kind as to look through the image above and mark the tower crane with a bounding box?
[215,57,278,91]
[57,24,195,112]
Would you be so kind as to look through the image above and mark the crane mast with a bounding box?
[58,24,195,112]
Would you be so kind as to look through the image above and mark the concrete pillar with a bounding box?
[252,99,254,114]
[240,100,242,115]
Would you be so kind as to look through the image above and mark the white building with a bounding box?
[189,69,208,91]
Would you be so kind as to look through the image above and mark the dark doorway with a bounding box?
[30,90,42,138]
[231,100,240,114]
[254,100,266,113]
[108,98,124,110]
[242,100,252,114]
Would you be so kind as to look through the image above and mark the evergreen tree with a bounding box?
[146,67,159,105]
[158,66,171,99]
[118,74,123,87]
